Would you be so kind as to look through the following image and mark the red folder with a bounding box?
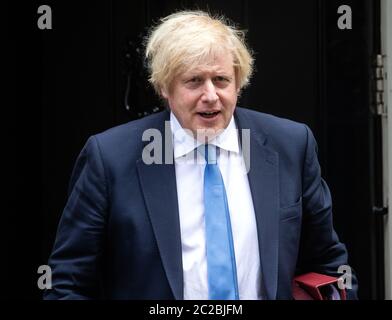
[292,272,346,300]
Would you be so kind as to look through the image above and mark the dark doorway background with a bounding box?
[9,0,383,299]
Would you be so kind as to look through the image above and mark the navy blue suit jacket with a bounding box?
[44,107,358,299]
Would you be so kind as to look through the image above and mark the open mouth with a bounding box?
[198,111,220,119]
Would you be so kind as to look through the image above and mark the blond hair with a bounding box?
[145,10,254,96]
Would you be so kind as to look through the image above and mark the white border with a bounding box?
[381,0,392,300]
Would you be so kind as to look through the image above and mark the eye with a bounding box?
[213,76,231,87]
[184,76,203,88]
[215,76,228,82]
[187,77,202,83]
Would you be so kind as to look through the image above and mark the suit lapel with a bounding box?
[136,112,184,300]
[235,109,280,300]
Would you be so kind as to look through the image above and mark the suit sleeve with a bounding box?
[43,136,108,300]
[296,125,358,299]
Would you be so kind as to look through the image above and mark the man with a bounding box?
[44,11,358,300]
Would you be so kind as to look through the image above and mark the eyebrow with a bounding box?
[184,71,234,78]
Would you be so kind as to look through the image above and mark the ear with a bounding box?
[161,87,169,99]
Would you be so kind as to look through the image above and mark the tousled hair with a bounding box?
[145,10,254,96]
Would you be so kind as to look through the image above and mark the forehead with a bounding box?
[181,53,235,75]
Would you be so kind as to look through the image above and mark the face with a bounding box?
[161,53,239,141]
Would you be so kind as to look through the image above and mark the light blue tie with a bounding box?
[202,144,239,300]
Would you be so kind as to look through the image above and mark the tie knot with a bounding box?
[199,144,217,164]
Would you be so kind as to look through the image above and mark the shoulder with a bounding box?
[235,107,311,147]
[90,110,168,151]
[236,107,318,179]
[82,110,169,165]
[96,110,168,145]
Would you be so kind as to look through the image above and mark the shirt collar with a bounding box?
[170,111,240,159]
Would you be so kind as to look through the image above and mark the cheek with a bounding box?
[175,90,197,105]
[221,91,238,109]
[168,93,199,120]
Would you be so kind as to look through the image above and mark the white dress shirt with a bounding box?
[171,112,262,300]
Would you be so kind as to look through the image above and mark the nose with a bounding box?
[201,80,218,103]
